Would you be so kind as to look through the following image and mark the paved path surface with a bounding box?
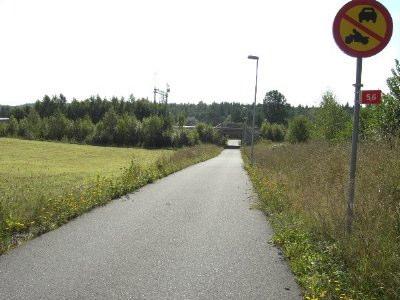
[0,149,301,300]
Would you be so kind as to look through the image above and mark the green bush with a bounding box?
[377,95,400,139]
[162,114,174,131]
[93,121,108,144]
[92,109,119,145]
[47,112,72,141]
[260,121,273,140]
[0,123,6,137]
[313,91,352,141]
[212,130,227,146]
[115,114,140,146]
[271,124,285,142]
[18,119,35,140]
[287,116,310,143]
[173,129,200,147]
[188,130,200,145]
[195,122,226,146]
[6,116,19,136]
[196,123,214,143]
[72,117,95,143]
[24,110,42,139]
[16,110,47,140]
[173,130,191,147]
[162,130,174,147]
[142,115,165,148]
[260,121,285,142]
[40,118,50,139]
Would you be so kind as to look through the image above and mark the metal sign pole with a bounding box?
[347,57,363,234]
[333,0,392,234]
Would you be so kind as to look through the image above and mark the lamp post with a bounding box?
[248,55,259,165]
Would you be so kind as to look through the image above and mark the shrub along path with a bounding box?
[0,149,300,299]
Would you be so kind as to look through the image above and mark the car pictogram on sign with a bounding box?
[359,7,377,23]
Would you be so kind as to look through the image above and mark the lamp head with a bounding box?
[248,55,259,60]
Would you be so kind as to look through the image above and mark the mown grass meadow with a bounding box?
[0,138,222,254]
[0,138,172,196]
[243,140,400,299]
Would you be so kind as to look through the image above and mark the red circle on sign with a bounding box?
[333,0,393,58]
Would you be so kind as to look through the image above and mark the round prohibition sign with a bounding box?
[333,0,393,57]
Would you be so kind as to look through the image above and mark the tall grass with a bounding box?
[243,141,400,299]
[0,140,221,254]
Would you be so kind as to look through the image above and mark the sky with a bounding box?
[0,0,399,107]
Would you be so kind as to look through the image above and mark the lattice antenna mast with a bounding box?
[153,84,170,106]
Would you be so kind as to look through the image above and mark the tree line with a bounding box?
[0,88,310,148]
[0,93,313,128]
[258,60,400,144]
[1,59,399,146]
[0,96,227,148]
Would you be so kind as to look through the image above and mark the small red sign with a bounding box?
[361,90,382,105]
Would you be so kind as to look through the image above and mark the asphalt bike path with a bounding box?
[0,149,301,299]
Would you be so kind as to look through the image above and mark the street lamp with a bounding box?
[248,55,259,165]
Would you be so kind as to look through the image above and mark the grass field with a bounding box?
[0,138,171,201]
[0,138,221,254]
[243,140,400,299]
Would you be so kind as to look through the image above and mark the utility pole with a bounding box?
[248,55,259,165]
[165,84,170,117]
[153,84,170,116]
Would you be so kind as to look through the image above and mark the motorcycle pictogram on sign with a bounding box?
[345,29,369,45]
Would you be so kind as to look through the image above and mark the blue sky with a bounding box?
[386,1,400,51]
[0,0,398,106]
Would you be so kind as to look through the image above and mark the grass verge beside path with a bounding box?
[243,141,400,299]
[0,138,172,199]
[0,138,222,254]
